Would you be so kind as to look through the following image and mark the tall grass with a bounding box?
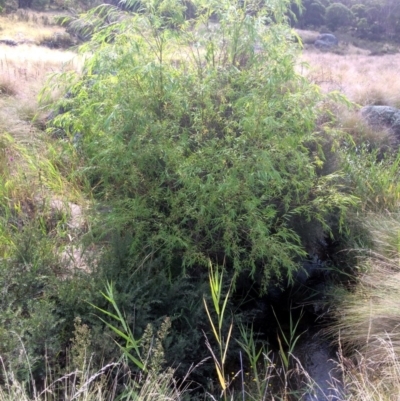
[0,33,82,203]
[328,213,400,400]
[338,338,400,401]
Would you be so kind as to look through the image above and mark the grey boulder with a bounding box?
[361,105,400,138]
[0,39,17,46]
[314,33,338,49]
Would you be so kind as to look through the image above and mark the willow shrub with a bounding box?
[46,0,354,290]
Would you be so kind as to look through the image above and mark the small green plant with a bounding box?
[203,262,233,400]
[91,282,146,372]
[69,316,92,370]
[237,324,269,401]
[272,306,305,370]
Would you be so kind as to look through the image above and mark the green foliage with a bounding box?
[0,224,62,380]
[340,146,400,212]
[46,0,353,293]
[272,306,305,370]
[325,2,354,31]
[90,239,215,381]
[69,316,92,370]
[296,0,400,41]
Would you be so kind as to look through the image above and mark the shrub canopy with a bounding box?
[48,0,354,290]
[325,2,354,30]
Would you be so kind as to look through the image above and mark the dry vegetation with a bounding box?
[0,10,68,44]
[328,215,400,401]
[296,41,400,400]
[0,41,80,186]
[0,43,78,99]
[299,47,400,152]
[300,50,400,108]
[0,22,83,264]
[0,43,78,95]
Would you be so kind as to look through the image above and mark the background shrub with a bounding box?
[325,3,354,31]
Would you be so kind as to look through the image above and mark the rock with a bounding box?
[49,199,85,232]
[361,105,400,138]
[60,243,100,273]
[0,39,18,46]
[295,331,343,401]
[314,33,338,49]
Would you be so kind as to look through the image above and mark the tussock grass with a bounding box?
[332,258,400,358]
[338,109,396,150]
[301,52,400,108]
[336,335,400,401]
[0,75,18,96]
[328,214,400,399]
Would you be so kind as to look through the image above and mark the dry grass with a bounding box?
[0,37,83,231]
[0,43,78,94]
[332,258,400,358]
[0,43,80,142]
[0,358,188,401]
[0,12,64,45]
[299,50,400,151]
[300,51,400,108]
[338,337,400,401]
[327,214,400,399]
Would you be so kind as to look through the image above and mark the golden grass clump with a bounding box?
[338,337,400,401]
[333,259,400,358]
[338,108,396,151]
[328,214,400,399]
[300,51,400,108]
[325,218,400,400]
